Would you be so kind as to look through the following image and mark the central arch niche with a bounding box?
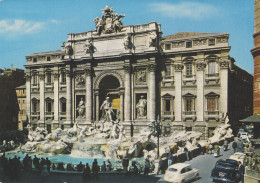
[99,75,120,120]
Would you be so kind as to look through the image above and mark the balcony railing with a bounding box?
[205,111,219,115]
[163,111,174,116]
[31,112,40,116]
[59,112,66,115]
[182,111,196,115]
[45,112,54,116]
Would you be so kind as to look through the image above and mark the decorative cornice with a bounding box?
[196,61,206,71]
[147,64,156,72]
[174,63,184,72]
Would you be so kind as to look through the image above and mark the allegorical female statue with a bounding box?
[77,98,85,118]
[136,95,147,118]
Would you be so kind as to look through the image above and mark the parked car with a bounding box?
[211,159,240,183]
[240,132,253,139]
[229,152,246,164]
[163,163,199,183]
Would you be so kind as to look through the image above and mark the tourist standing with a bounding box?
[107,159,112,171]
[168,152,173,167]
[144,158,150,176]
[122,156,129,174]
[46,157,51,173]
[77,162,84,172]
[33,155,39,170]
[237,139,244,152]
[92,159,99,180]
[83,163,91,183]
[184,147,190,161]
[101,161,106,172]
[238,161,245,183]
[232,140,237,153]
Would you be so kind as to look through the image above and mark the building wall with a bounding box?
[24,22,253,139]
[0,68,25,132]
[16,85,27,130]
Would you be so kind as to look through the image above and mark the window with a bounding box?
[165,100,171,112]
[208,39,215,46]
[165,65,171,78]
[183,93,196,114]
[60,98,66,113]
[32,99,39,113]
[33,58,37,63]
[46,72,52,84]
[32,74,38,85]
[186,63,192,76]
[47,57,51,61]
[61,72,66,83]
[186,41,192,48]
[46,98,52,112]
[165,44,171,50]
[185,99,192,112]
[205,92,219,113]
[208,62,215,74]
[207,98,216,111]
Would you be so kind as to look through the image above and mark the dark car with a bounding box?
[211,159,240,183]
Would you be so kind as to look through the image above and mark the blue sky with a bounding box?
[0,0,254,73]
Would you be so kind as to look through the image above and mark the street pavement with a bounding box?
[156,142,235,183]
[0,143,235,183]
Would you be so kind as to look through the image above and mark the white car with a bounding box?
[163,163,199,183]
[229,152,245,164]
[240,132,253,139]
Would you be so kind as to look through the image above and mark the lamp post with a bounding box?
[153,115,161,157]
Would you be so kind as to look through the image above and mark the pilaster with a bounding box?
[39,73,45,123]
[123,65,131,122]
[196,61,206,121]
[25,73,31,124]
[85,68,93,123]
[174,63,183,121]
[219,59,229,114]
[148,63,156,121]
[65,69,72,124]
[53,72,59,123]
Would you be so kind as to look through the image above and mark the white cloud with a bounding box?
[50,19,59,24]
[0,0,3,2]
[0,19,44,35]
[149,2,218,19]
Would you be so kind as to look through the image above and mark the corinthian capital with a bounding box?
[219,60,229,69]
[174,63,184,72]
[147,64,156,72]
[196,61,206,71]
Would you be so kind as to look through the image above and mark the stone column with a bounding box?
[196,61,206,121]
[174,63,183,121]
[219,60,229,115]
[85,68,93,123]
[39,73,45,123]
[120,90,124,121]
[148,64,156,121]
[53,72,59,124]
[65,70,72,124]
[124,65,131,122]
[25,73,31,124]
[94,89,99,121]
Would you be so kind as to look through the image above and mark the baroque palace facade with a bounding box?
[25,6,252,139]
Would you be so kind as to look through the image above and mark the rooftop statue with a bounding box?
[93,5,125,35]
